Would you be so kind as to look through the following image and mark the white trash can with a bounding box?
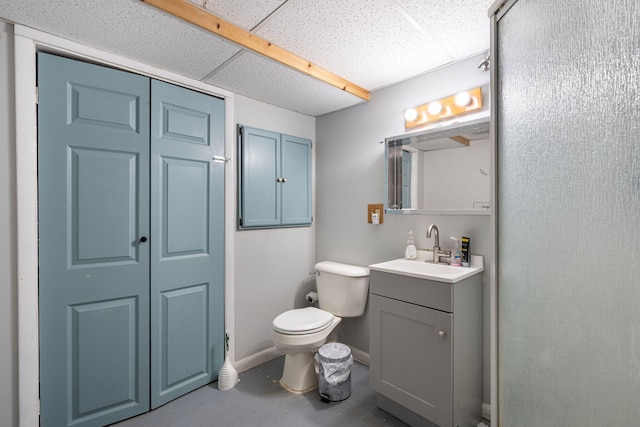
[315,342,353,402]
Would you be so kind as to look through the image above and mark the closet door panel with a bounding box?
[38,53,151,427]
[150,80,225,408]
[161,157,209,255]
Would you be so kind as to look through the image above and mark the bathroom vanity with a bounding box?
[368,257,483,427]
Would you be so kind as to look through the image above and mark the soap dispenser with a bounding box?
[405,230,417,259]
[450,237,462,266]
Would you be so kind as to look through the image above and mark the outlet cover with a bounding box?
[368,204,384,224]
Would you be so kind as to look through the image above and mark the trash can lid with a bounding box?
[318,342,351,363]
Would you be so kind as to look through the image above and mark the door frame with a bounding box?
[15,25,236,427]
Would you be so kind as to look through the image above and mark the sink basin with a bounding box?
[368,255,483,283]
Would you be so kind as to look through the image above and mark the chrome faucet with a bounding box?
[426,224,450,264]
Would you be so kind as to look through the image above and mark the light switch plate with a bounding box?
[368,204,384,224]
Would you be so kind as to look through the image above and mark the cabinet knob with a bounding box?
[277,177,283,182]
[139,236,148,243]
[438,330,446,338]
[282,177,287,183]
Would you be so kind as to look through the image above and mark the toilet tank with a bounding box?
[314,261,370,317]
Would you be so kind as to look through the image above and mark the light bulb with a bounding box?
[427,101,444,115]
[404,108,419,122]
[454,91,472,107]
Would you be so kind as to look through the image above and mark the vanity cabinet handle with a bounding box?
[438,330,446,338]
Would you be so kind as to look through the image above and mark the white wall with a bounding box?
[0,20,18,427]
[316,53,492,403]
[233,95,316,362]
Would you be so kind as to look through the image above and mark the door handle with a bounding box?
[212,155,231,163]
[139,236,148,243]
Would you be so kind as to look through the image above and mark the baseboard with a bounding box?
[482,402,491,420]
[234,346,283,373]
[349,346,369,365]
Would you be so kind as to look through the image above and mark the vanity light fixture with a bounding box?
[404,87,483,129]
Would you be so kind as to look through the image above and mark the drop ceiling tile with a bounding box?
[1,0,492,116]
[189,0,287,31]
[205,51,364,116]
[0,0,241,80]
[254,0,455,90]
[397,0,492,59]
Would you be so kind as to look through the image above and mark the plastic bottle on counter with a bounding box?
[405,230,417,259]
[450,237,462,266]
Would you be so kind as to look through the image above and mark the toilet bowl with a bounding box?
[271,261,370,393]
[272,307,342,392]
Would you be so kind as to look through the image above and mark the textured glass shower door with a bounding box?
[496,0,640,425]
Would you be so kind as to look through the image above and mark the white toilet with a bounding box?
[271,261,370,393]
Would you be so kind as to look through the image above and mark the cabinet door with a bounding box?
[370,294,453,426]
[281,134,312,225]
[239,126,281,227]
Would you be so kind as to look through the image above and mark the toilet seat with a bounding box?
[272,307,335,335]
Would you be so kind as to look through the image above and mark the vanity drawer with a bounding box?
[370,270,452,313]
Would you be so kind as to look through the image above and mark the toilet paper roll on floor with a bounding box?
[306,291,318,304]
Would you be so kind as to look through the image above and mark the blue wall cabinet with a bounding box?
[239,126,312,228]
[38,53,225,427]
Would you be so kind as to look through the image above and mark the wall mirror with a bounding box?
[385,114,491,215]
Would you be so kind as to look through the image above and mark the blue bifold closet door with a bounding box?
[37,53,224,427]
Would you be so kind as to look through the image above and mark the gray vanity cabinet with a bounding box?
[369,270,482,427]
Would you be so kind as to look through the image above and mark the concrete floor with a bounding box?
[111,356,408,427]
